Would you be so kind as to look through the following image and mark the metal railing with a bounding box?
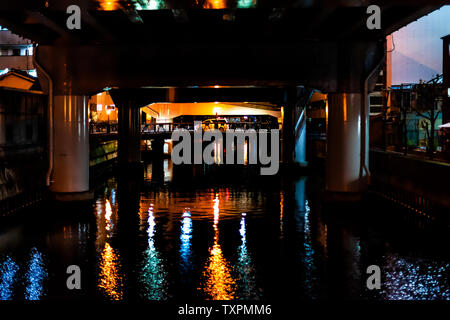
[90,122,118,134]
[90,121,279,136]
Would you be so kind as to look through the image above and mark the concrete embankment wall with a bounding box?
[370,149,450,209]
[0,154,47,216]
[1,137,118,216]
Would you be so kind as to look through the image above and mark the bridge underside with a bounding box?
[0,0,445,200]
[0,1,445,93]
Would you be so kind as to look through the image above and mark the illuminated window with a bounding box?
[28,70,37,77]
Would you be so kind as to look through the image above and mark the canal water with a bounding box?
[0,160,448,301]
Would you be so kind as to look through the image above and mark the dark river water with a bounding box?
[0,160,449,301]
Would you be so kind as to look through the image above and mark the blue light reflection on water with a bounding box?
[295,178,319,299]
[381,255,450,300]
[235,213,261,300]
[139,205,169,300]
[24,248,47,300]
[180,209,193,277]
[0,256,19,300]
[0,173,449,300]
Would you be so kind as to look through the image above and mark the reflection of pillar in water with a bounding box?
[116,169,141,299]
[294,177,319,298]
[325,217,362,299]
[151,148,165,182]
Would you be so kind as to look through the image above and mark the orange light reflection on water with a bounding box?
[199,194,237,300]
[96,197,124,300]
[203,0,227,9]
[98,242,124,300]
[280,192,284,236]
[99,0,121,10]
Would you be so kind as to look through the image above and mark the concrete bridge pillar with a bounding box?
[281,87,297,165]
[326,93,369,197]
[151,137,165,160]
[324,41,384,200]
[50,95,91,199]
[117,100,141,165]
[282,87,312,167]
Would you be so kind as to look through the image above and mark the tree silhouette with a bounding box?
[413,75,444,159]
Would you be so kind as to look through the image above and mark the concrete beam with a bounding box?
[35,41,340,94]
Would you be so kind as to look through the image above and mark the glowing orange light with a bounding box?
[203,0,227,9]
[99,0,120,11]
[201,241,236,300]
[343,93,347,122]
[243,141,248,165]
[98,243,123,300]
[280,192,284,235]
[199,194,236,300]
[105,199,112,231]
[213,194,219,227]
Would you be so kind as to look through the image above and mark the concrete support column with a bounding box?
[281,88,296,164]
[294,108,307,166]
[326,93,368,195]
[118,101,141,165]
[151,137,165,160]
[50,95,90,198]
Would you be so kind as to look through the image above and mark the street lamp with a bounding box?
[106,108,111,133]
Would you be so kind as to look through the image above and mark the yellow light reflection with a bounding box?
[280,192,284,236]
[105,199,112,231]
[213,140,223,164]
[99,0,120,10]
[96,196,123,300]
[199,194,236,300]
[98,242,123,300]
[244,141,248,165]
[213,194,219,226]
[203,0,227,9]
[202,241,236,300]
[343,93,347,122]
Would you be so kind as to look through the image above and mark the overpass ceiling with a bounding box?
[0,0,446,45]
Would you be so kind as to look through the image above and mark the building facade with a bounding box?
[0,25,34,76]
